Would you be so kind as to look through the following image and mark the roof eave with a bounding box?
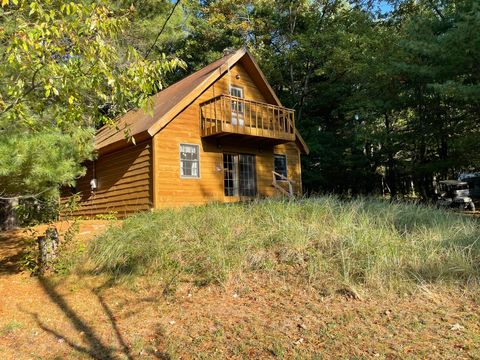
[147,47,248,137]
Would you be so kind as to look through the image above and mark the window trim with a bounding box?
[179,143,200,179]
[273,153,288,181]
[229,85,245,114]
[230,85,244,98]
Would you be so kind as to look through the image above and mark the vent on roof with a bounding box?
[223,47,237,56]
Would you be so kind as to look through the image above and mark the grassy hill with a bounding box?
[83,197,480,293]
[2,197,480,359]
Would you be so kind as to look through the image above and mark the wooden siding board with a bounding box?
[65,140,153,217]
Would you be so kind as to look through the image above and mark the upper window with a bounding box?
[230,86,243,98]
[230,86,244,114]
[274,154,287,181]
[180,144,200,178]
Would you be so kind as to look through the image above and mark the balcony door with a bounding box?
[223,153,257,197]
[230,86,244,127]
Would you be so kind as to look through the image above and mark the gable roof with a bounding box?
[95,48,309,155]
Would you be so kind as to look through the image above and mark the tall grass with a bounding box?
[84,197,480,291]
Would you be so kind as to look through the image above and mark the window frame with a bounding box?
[223,153,239,196]
[223,152,257,197]
[229,85,245,114]
[179,143,200,179]
[273,154,288,181]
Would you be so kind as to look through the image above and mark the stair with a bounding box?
[272,171,295,198]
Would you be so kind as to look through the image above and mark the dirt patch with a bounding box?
[0,223,479,359]
[0,220,116,275]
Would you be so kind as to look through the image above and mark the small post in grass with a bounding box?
[37,227,59,275]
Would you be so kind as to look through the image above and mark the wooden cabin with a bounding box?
[69,48,309,217]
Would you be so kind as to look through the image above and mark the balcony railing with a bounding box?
[200,95,295,142]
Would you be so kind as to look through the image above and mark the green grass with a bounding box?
[83,196,480,292]
[1,320,23,336]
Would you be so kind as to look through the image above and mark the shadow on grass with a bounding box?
[24,276,174,359]
[26,276,176,359]
[0,232,28,275]
[30,276,124,359]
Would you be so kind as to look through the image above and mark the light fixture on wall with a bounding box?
[235,74,240,80]
[90,178,98,192]
[90,160,97,193]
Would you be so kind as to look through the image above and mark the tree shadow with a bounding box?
[0,232,28,275]
[93,287,133,360]
[28,276,136,359]
[26,276,175,359]
[0,251,26,275]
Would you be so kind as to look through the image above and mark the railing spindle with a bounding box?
[272,106,275,135]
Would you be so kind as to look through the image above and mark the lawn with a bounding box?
[0,197,479,359]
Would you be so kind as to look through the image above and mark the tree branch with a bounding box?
[0,186,56,201]
[0,65,44,115]
[426,0,445,20]
[144,0,181,59]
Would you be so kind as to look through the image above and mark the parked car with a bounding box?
[459,173,480,199]
[436,180,475,212]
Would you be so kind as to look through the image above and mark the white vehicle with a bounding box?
[436,180,475,212]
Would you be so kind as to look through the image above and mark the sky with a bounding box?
[375,0,395,13]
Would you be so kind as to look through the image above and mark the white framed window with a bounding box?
[230,86,244,126]
[180,144,200,178]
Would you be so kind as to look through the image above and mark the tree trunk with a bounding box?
[384,112,397,199]
[37,227,59,275]
[2,198,19,230]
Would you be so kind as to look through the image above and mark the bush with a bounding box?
[14,197,59,227]
[84,197,480,291]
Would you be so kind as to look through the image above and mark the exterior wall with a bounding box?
[152,62,303,208]
[69,140,153,217]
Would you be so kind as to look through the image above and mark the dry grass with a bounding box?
[1,211,479,359]
[83,196,480,293]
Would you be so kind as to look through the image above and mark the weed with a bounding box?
[269,340,286,358]
[20,220,84,275]
[1,320,23,336]
[94,212,118,221]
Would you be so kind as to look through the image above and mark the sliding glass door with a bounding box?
[223,153,257,197]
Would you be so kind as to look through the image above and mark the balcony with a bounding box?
[200,95,295,142]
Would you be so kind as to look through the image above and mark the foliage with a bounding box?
[14,197,59,227]
[55,220,86,275]
[84,198,480,292]
[94,212,118,221]
[20,219,83,275]
[2,0,478,203]
[19,228,40,274]
[127,0,479,198]
[0,320,23,336]
[0,0,183,199]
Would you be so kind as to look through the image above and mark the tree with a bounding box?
[0,0,182,227]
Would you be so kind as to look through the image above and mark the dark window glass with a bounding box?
[223,154,238,196]
[274,154,287,180]
[223,153,256,197]
[239,154,256,197]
